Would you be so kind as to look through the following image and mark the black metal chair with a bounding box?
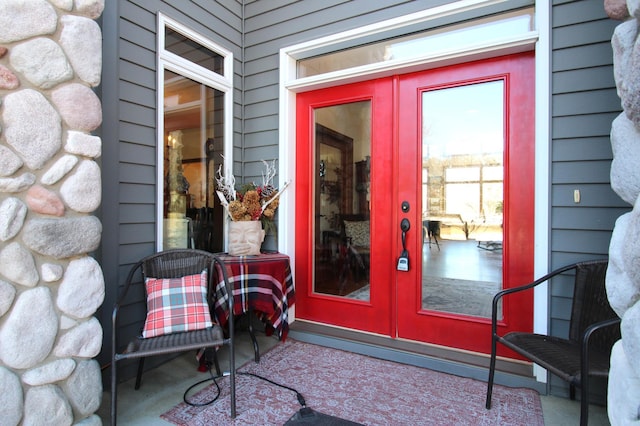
[111,249,235,425]
[485,259,620,426]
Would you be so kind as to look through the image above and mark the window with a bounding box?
[157,14,233,251]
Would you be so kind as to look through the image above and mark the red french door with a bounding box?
[295,79,395,335]
[295,52,535,355]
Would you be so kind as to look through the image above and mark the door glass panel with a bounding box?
[313,102,371,300]
[421,81,503,318]
[163,70,225,252]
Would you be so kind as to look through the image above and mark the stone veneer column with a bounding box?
[0,1,105,425]
[605,0,640,424]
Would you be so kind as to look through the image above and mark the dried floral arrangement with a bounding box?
[215,159,289,226]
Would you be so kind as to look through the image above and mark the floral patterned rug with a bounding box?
[162,339,543,425]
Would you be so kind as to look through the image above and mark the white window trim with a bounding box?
[279,0,551,381]
[156,13,234,251]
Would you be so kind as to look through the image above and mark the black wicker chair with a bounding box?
[486,259,620,426]
[111,249,235,425]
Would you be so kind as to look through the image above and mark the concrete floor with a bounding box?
[101,327,610,426]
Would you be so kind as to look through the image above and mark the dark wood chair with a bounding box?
[111,249,236,425]
[485,259,620,426]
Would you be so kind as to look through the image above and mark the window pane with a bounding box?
[298,8,533,77]
[163,71,225,252]
[165,28,224,75]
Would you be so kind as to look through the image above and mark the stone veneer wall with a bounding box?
[0,1,105,425]
[605,1,640,424]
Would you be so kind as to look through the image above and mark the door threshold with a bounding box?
[289,320,547,394]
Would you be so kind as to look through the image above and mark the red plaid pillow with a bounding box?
[142,270,213,338]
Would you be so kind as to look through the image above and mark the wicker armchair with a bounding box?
[111,249,235,425]
[485,259,620,426]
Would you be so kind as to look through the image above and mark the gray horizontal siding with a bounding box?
[99,0,243,377]
[549,0,628,399]
[552,66,616,93]
[552,136,613,160]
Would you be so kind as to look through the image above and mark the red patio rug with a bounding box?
[162,339,543,425]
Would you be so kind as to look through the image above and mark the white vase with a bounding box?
[228,220,265,256]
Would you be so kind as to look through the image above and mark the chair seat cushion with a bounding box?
[501,332,612,383]
[142,270,213,338]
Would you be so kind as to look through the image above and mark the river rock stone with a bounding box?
[0,280,16,318]
[22,385,73,426]
[59,15,102,87]
[57,256,105,319]
[22,216,102,259]
[0,287,58,369]
[622,302,640,378]
[75,0,105,19]
[60,315,77,331]
[609,341,640,425]
[26,185,65,216]
[22,359,76,386]
[51,83,102,132]
[0,197,27,241]
[0,145,23,177]
[0,173,36,192]
[630,0,640,19]
[605,0,630,20]
[60,160,101,213]
[0,64,19,90]
[0,242,39,287]
[41,263,63,282]
[49,0,73,11]
[608,214,640,315]
[0,0,57,43]
[612,20,636,94]
[60,359,102,418]
[3,89,62,170]
[611,114,640,204]
[622,198,640,287]
[0,366,23,426]
[54,317,102,358]
[65,131,102,158]
[75,414,102,426]
[40,154,78,185]
[10,37,73,89]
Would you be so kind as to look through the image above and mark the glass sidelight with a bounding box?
[421,81,504,318]
[162,71,226,252]
[313,101,371,300]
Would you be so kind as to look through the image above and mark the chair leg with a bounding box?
[570,383,576,400]
[211,349,222,376]
[229,346,236,418]
[579,377,589,426]
[134,357,145,390]
[111,359,117,426]
[486,336,498,409]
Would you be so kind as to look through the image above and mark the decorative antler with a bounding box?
[261,160,277,188]
[215,160,236,202]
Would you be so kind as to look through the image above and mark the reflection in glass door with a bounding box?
[421,81,503,318]
[313,102,371,300]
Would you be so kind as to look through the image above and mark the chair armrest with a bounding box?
[491,262,580,332]
[112,259,145,355]
[581,317,621,356]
